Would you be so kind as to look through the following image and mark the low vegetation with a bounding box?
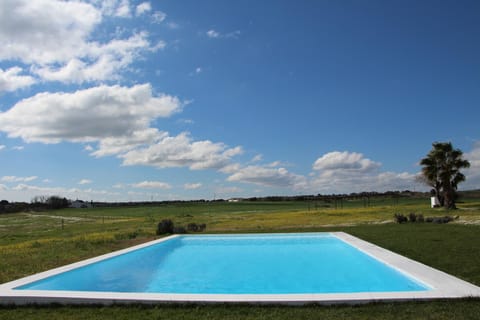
[1,194,480,319]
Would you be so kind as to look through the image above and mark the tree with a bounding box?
[419,142,470,209]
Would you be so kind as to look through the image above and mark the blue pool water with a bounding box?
[16,233,429,294]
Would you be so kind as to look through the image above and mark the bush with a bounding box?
[156,219,174,235]
[394,213,408,223]
[173,226,186,234]
[425,215,455,224]
[187,222,207,232]
[187,223,199,232]
[408,212,417,223]
[417,214,424,222]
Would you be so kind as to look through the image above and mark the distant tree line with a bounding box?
[243,190,423,202]
[0,195,70,214]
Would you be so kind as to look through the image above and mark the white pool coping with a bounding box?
[1,232,479,305]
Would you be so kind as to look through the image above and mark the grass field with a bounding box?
[1,196,480,319]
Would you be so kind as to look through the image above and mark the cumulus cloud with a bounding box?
[310,151,416,193]
[0,0,158,84]
[135,2,151,16]
[96,0,137,18]
[1,176,38,183]
[227,165,307,189]
[121,132,243,171]
[462,141,480,190]
[0,145,5,151]
[313,151,380,172]
[132,181,171,189]
[0,0,101,64]
[78,179,92,185]
[0,67,35,92]
[0,84,182,144]
[184,183,202,190]
[92,129,168,157]
[0,82,245,175]
[31,32,152,84]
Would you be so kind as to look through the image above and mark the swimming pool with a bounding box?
[1,232,479,304]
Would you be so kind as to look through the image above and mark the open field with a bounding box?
[1,196,480,319]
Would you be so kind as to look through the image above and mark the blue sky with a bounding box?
[1,0,479,202]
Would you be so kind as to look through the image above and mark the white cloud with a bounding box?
[92,129,168,157]
[0,0,101,64]
[135,2,151,16]
[462,141,480,190]
[251,154,263,163]
[151,40,167,51]
[31,32,152,84]
[192,67,203,75]
[152,11,167,23]
[0,67,35,92]
[121,132,243,171]
[313,151,380,172]
[0,145,5,151]
[98,0,132,18]
[12,146,24,151]
[184,183,202,190]
[114,0,131,17]
[78,179,92,185]
[0,0,158,84]
[84,145,94,152]
[0,82,245,175]
[132,181,171,189]
[206,30,220,38]
[1,176,38,183]
[206,29,240,39]
[310,151,417,193]
[177,118,194,125]
[3,183,120,202]
[227,165,307,189]
[0,84,182,144]
[225,30,241,39]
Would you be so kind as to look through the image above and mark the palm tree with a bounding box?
[420,142,470,209]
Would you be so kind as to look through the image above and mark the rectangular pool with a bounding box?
[14,233,428,294]
[1,232,479,304]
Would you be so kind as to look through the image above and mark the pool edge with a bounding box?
[1,232,480,305]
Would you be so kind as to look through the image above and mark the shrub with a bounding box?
[394,213,408,223]
[173,226,187,234]
[425,215,455,224]
[187,223,199,232]
[156,219,174,235]
[198,223,206,232]
[408,212,417,223]
[417,214,424,222]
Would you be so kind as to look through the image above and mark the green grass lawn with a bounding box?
[1,197,480,319]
